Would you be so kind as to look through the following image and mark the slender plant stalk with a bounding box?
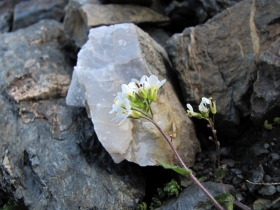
[208,118,251,210]
[141,115,225,210]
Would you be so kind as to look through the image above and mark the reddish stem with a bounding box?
[142,116,224,210]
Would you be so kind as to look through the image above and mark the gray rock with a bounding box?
[251,144,269,156]
[166,0,280,138]
[258,185,277,196]
[63,0,169,47]
[158,182,235,210]
[66,23,201,167]
[199,0,242,17]
[141,27,170,49]
[13,0,69,30]
[251,38,280,125]
[0,20,71,102]
[0,20,145,209]
[164,0,242,32]
[0,10,12,33]
[0,0,24,33]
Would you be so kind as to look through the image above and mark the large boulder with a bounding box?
[0,20,145,209]
[251,38,280,125]
[63,0,169,47]
[167,0,280,138]
[66,23,201,167]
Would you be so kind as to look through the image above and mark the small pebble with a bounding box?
[264,175,272,182]
[220,147,230,156]
[231,168,242,175]
[258,185,276,195]
[235,193,243,202]
[271,153,280,161]
[263,143,269,149]
[237,174,244,179]
[221,159,235,167]
[251,144,269,156]
[232,177,242,185]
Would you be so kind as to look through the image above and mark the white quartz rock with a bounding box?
[66,23,200,166]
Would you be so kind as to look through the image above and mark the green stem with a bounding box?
[141,115,224,210]
[147,100,154,117]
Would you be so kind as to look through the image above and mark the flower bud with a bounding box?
[148,87,158,101]
[138,87,148,99]
[130,110,142,119]
[210,98,217,114]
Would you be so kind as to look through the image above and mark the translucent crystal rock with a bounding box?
[66,23,200,166]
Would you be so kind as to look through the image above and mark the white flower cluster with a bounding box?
[110,75,166,125]
[187,97,216,119]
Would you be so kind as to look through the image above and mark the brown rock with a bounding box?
[63,0,169,47]
[167,0,280,137]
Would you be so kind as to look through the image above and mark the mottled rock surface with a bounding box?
[167,0,280,138]
[0,20,71,102]
[13,0,69,30]
[66,23,200,167]
[251,38,280,125]
[0,20,145,210]
[63,0,169,47]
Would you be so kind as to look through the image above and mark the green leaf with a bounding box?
[135,202,147,210]
[158,162,192,176]
[197,193,234,210]
[163,179,181,197]
[214,193,234,210]
[273,117,280,124]
[150,197,161,209]
[214,167,228,182]
[264,120,273,130]
[198,176,206,182]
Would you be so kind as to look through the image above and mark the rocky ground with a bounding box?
[0,0,280,210]
[191,121,280,209]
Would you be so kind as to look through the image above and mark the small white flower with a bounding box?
[111,97,132,125]
[121,84,137,102]
[147,75,166,89]
[109,92,125,114]
[201,97,211,105]
[140,75,166,101]
[198,101,209,113]
[199,97,211,113]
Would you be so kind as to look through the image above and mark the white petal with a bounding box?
[199,102,208,112]
[140,75,148,84]
[157,79,166,88]
[121,84,131,94]
[202,97,211,104]
[187,103,194,112]
[124,98,131,111]
[148,75,159,86]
